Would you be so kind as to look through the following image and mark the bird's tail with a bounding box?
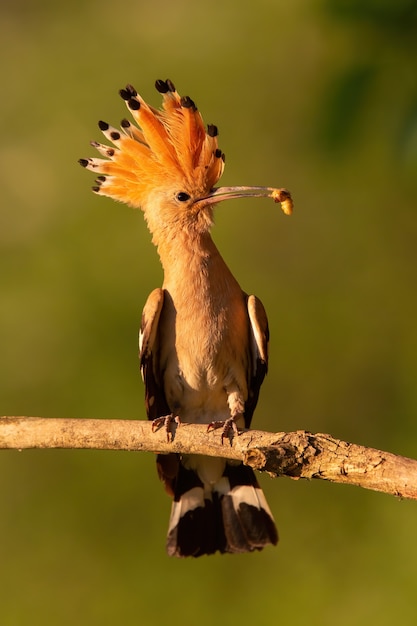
[164,459,278,558]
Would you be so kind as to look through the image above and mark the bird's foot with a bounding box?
[207,416,240,445]
[151,414,181,442]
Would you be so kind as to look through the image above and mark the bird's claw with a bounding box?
[207,417,240,445]
[151,414,181,442]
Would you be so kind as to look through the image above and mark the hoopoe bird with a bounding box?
[80,78,292,557]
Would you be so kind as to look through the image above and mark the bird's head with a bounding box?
[80,79,292,238]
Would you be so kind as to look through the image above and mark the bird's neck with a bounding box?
[158,227,217,280]
[151,222,238,301]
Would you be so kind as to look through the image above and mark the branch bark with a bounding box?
[1,416,416,500]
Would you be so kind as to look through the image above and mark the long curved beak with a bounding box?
[199,186,293,215]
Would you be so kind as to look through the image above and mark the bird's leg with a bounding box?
[151,414,181,442]
[207,387,245,445]
[207,417,240,445]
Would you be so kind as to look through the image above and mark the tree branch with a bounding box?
[1,416,416,500]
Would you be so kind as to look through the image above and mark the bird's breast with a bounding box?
[158,276,250,423]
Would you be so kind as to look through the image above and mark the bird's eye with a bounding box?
[176,192,191,202]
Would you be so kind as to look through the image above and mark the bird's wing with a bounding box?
[139,288,170,420]
[244,294,270,428]
[140,288,179,496]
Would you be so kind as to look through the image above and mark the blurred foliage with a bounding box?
[1,0,417,624]
[319,0,417,159]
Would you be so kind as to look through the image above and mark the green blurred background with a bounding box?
[1,0,417,624]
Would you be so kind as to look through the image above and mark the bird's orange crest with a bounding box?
[79,79,225,209]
